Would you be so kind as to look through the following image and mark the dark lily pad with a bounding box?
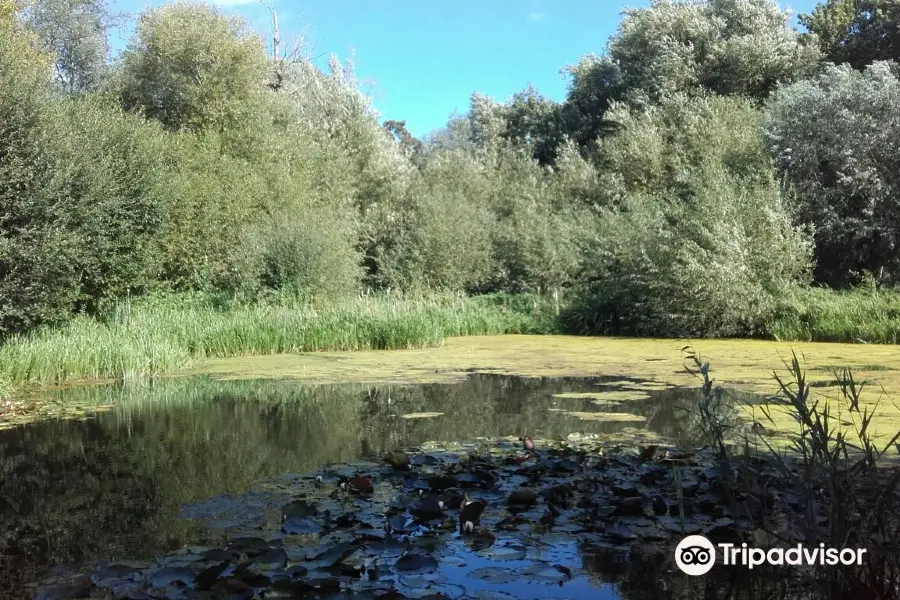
[150,567,196,588]
[195,560,230,590]
[230,566,272,588]
[520,564,571,584]
[196,549,236,563]
[385,513,411,534]
[613,496,645,516]
[314,542,357,569]
[110,585,152,600]
[334,511,362,528]
[253,548,288,570]
[263,579,312,598]
[282,517,322,535]
[285,564,308,578]
[411,454,441,466]
[467,567,517,584]
[394,553,439,572]
[91,564,144,585]
[426,475,458,492]
[706,520,741,544]
[303,577,341,592]
[457,470,496,488]
[604,522,637,541]
[507,488,538,506]
[407,478,431,492]
[229,537,274,557]
[281,499,318,520]
[464,529,497,551]
[409,497,445,521]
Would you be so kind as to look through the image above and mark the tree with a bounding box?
[383,119,424,165]
[0,10,168,334]
[0,0,28,25]
[116,1,268,133]
[615,0,821,100]
[24,0,120,93]
[800,0,900,69]
[559,56,626,154]
[499,85,565,166]
[560,0,822,154]
[566,94,812,337]
[763,61,900,285]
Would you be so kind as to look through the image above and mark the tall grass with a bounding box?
[770,286,900,344]
[0,291,559,389]
[686,349,900,599]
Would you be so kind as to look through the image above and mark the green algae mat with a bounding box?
[194,335,900,443]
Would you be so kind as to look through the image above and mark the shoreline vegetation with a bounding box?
[0,292,555,397]
[2,286,900,401]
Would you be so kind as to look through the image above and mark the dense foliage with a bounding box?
[764,61,900,286]
[564,95,811,337]
[1,0,898,341]
[801,0,900,68]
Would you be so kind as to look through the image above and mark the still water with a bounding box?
[0,374,729,599]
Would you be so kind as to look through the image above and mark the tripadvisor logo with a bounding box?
[675,535,867,576]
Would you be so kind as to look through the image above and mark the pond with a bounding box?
[1,373,734,600]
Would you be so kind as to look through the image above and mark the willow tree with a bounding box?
[561,0,823,153]
[115,0,268,134]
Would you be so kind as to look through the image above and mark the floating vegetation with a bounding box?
[616,381,673,391]
[399,412,445,420]
[0,397,116,431]
[558,411,647,422]
[552,391,651,402]
[195,335,900,443]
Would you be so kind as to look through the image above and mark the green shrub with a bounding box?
[260,202,363,300]
[484,148,591,294]
[154,135,266,294]
[38,97,170,306]
[763,62,900,286]
[564,95,812,337]
[377,156,494,292]
[0,22,170,334]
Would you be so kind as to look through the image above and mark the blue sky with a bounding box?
[113,0,820,137]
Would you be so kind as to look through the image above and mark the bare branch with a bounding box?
[258,0,279,59]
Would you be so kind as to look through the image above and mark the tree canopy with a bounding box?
[0,0,897,338]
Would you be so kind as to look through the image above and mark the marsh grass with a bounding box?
[685,347,900,599]
[0,291,558,390]
[771,287,900,344]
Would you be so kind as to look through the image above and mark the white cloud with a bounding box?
[526,11,547,21]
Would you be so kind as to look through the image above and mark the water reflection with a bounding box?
[0,374,737,598]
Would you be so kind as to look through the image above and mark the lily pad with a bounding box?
[282,517,321,535]
[150,567,196,588]
[394,553,439,572]
[468,567,517,584]
[476,545,527,561]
